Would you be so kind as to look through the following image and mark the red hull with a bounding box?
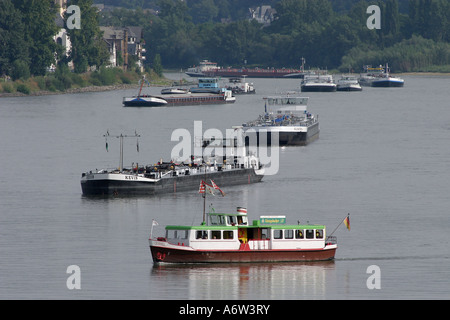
[150,246,336,264]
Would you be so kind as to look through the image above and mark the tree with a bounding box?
[13,0,59,76]
[66,0,109,73]
[0,0,30,77]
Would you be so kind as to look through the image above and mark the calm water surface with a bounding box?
[0,74,449,300]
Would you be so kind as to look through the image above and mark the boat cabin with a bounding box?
[161,208,333,251]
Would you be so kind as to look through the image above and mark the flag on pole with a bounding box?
[205,182,215,195]
[210,179,225,196]
[198,180,205,194]
[343,215,350,231]
[152,219,159,226]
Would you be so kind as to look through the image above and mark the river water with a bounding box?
[0,73,449,301]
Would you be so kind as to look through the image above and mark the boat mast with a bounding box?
[104,130,140,172]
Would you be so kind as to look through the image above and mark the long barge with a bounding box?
[81,131,263,196]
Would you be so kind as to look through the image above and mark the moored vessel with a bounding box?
[300,73,337,92]
[123,77,235,107]
[149,207,338,263]
[242,96,319,146]
[359,64,404,87]
[185,60,220,77]
[336,75,362,91]
[225,77,256,94]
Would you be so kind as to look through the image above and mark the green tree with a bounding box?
[13,0,59,76]
[0,0,30,77]
[67,0,109,73]
[152,53,163,77]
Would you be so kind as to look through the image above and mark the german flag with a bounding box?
[343,215,350,231]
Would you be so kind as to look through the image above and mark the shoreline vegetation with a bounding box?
[0,67,173,98]
[1,68,449,98]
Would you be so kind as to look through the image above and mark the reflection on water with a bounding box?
[150,261,335,300]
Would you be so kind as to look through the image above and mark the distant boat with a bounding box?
[337,75,362,91]
[185,60,220,77]
[242,96,319,146]
[187,58,309,79]
[359,64,404,87]
[123,77,235,107]
[301,73,337,92]
[122,76,167,107]
[225,76,256,94]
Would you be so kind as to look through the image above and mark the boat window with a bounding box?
[196,230,208,239]
[223,230,234,239]
[227,216,237,226]
[316,229,323,239]
[305,229,314,239]
[285,229,294,239]
[296,229,304,239]
[211,230,221,239]
[261,228,269,240]
[274,229,283,239]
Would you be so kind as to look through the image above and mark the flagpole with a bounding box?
[328,213,350,238]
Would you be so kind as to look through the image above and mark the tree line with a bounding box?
[0,0,109,81]
[101,0,449,72]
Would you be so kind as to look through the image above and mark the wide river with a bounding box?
[1,73,449,301]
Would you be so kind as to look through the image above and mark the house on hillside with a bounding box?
[249,6,276,26]
[53,0,73,71]
[100,26,146,72]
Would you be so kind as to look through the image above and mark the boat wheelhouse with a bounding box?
[337,75,362,91]
[149,208,337,263]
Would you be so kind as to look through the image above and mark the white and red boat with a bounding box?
[149,204,338,264]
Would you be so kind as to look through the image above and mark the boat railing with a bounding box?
[325,236,337,245]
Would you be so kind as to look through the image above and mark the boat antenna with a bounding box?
[103,130,141,172]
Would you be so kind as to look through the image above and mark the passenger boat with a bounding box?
[336,75,362,91]
[80,129,263,196]
[242,96,319,146]
[149,206,338,263]
[225,77,256,94]
[359,64,404,87]
[301,73,337,92]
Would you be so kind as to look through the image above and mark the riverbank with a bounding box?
[0,68,173,98]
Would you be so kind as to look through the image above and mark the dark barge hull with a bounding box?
[81,168,262,196]
[150,246,336,263]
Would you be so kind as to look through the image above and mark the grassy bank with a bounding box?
[0,67,172,97]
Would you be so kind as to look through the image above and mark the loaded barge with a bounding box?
[81,130,263,196]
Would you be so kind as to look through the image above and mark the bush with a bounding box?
[16,83,30,94]
[12,60,30,81]
[1,83,14,93]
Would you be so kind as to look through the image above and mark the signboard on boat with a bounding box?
[259,215,286,225]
